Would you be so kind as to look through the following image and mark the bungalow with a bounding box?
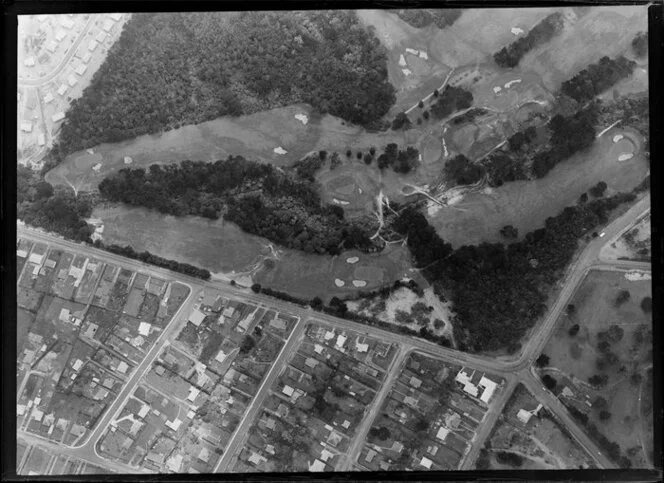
[38,134,46,146]
[96,31,107,44]
[236,316,252,332]
[43,92,54,104]
[103,19,114,32]
[88,40,99,52]
[55,30,67,42]
[478,376,498,404]
[187,386,201,402]
[355,338,369,353]
[336,334,347,350]
[75,64,88,76]
[409,376,422,388]
[304,357,318,369]
[436,426,449,442]
[45,40,57,53]
[420,456,433,469]
[110,13,123,21]
[282,385,295,397]
[20,121,33,133]
[138,322,151,336]
[188,308,206,326]
[165,418,182,431]
[198,448,211,464]
[23,56,35,67]
[309,459,326,472]
[67,75,78,87]
[248,451,266,466]
[57,84,68,96]
[215,350,227,364]
[365,449,377,463]
[82,52,92,64]
[269,318,287,331]
[52,112,65,123]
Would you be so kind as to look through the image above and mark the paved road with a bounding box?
[16,196,650,472]
[212,317,307,472]
[18,17,95,88]
[338,345,406,471]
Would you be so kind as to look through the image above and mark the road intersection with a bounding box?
[16,194,650,473]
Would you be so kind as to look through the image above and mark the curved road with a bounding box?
[16,195,650,472]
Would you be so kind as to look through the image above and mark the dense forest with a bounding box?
[57,11,396,155]
[431,85,473,120]
[560,56,636,104]
[392,191,638,352]
[493,12,566,68]
[631,31,648,58]
[394,9,462,29]
[97,156,375,255]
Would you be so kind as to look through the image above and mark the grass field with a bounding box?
[520,6,647,91]
[429,126,648,248]
[543,269,652,467]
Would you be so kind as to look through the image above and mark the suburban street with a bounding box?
[16,193,651,473]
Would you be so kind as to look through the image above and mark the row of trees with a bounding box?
[443,154,485,186]
[560,56,637,104]
[493,13,566,68]
[430,85,473,120]
[376,143,420,173]
[98,156,375,256]
[395,9,462,29]
[57,11,396,155]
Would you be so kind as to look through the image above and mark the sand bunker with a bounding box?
[618,153,634,161]
[613,134,624,143]
[625,271,651,281]
[418,51,428,60]
[402,68,412,77]
[405,48,419,55]
[352,280,367,287]
[92,163,102,172]
[346,257,359,264]
[124,156,133,164]
[273,147,287,155]
[504,79,522,89]
[493,86,502,93]
[334,279,345,287]
[294,113,308,125]
[332,198,350,205]
[398,54,406,67]
[511,27,524,35]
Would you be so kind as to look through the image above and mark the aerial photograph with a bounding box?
[14,5,656,476]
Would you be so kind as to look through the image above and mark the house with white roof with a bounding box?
[20,122,33,133]
[282,385,295,397]
[75,64,88,76]
[336,334,347,350]
[138,322,151,336]
[479,375,498,404]
[188,308,205,326]
[436,426,449,442]
[309,459,326,472]
[166,418,182,431]
[420,456,433,469]
[55,30,67,42]
[57,84,68,96]
[187,386,201,402]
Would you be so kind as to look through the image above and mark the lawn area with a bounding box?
[428,126,648,248]
[542,269,652,467]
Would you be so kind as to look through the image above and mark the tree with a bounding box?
[319,150,327,160]
[369,146,376,156]
[35,181,54,199]
[614,289,630,307]
[240,335,256,353]
[346,149,352,158]
[416,117,422,125]
[567,304,576,316]
[568,324,580,336]
[589,374,609,388]
[535,354,550,367]
[356,151,363,160]
[251,283,262,293]
[500,225,518,239]
[311,296,323,310]
[630,373,643,385]
[607,324,624,342]
[363,153,373,164]
[542,374,557,390]
[593,396,608,410]
[640,296,652,313]
[632,31,648,58]
[392,112,412,130]
[579,192,588,204]
[599,410,612,421]
[433,88,439,97]
[418,100,424,108]
[423,110,430,120]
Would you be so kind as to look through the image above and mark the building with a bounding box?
[517,409,533,425]
[478,376,498,404]
[23,57,35,67]
[20,122,33,133]
[165,418,182,431]
[355,338,369,353]
[57,85,68,96]
[282,385,295,397]
[103,19,114,32]
[138,322,151,336]
[336,334,347,350]
[309,459,326,472]
[82,52,92,64]
[237,316,252,332]
[75,64,88,76]
[409,376,422,388]
[188,309,206,326]
[61,16,75,29]
[38,133,46,146]
[455,368,481,397]
[88,40,99,52]
[96,31,107,43]
[420,456,433,469]
[67,75,78,87]
[45,40,58,53]
[269,318,287,331]
[55,30,67,42]
[215,350,227,364]
[436,426,449,442]
[110,13,123,21]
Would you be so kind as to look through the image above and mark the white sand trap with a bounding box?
[427,204,441,216]
[418,51,428,60]
[334,279,345,287]
[273,147,287,155]
[398,54,407,67]
[358,188,363,194]
[332,198,350,205]
[493,86,502,93]
[402,68,412,76]
[625,271,651,281]
[123,156,133,164]
[511,27,524,35]
[92,163,102,172]
[86,149,94,154]
[294,113,308,125]
[405,48,419,55]
[618,153,634,161]
[352,280,367,287]
[346,256,359,264]
[504,79,522,89]
[613,134,624,143]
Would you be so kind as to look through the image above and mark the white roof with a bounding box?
[96,31,107,43]
[82,52,92,63]
[59,308,70,322]
[117,361,129,373]
[314,344,324,354]
[222,306,235,317]
[17,249,28,258]
[72,359,84,371]
[88,40,98,51]
[75,64,88,76]
[324,330,335,341]
[45,40,57,53]
[336,334,347,348]
[55,30,67,41]
[67,75,78,87]
[166,418,182,431]
[215,350,227,363]
[282,385,295,396]
[187,386,201,402]
[309,459,326,472]
[479,376,498,403]
[61,16,75,29]
[20,122,33,133]
[355,341,369,352]
[38,134,46,146]
[24,56,35,66]
[138,405,150,418]
[420,457,433,469]
[57,84,68,96]
[103,19,114,32]
[517,409,533,424]
[110,13,123,21]
[189,308,205,326]
[28,253,43,264]
[138,322,151,336]
[436,426,449,441]
[52,112,65,122]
